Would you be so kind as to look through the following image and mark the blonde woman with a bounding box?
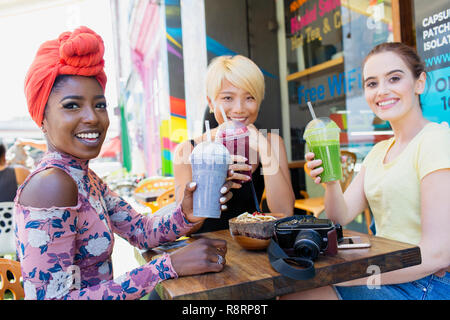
[174,55,295,233]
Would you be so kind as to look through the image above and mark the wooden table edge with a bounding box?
[160,246,422,300]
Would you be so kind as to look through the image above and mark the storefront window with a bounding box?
[285,0,394,161]
[413,0,450,125]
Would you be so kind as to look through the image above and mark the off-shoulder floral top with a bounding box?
[14,151,195,300]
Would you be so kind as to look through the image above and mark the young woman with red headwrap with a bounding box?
[15,26,233,300]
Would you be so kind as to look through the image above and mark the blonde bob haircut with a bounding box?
[206,55,265,107]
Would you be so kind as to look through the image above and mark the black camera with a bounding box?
[273,215,343,261]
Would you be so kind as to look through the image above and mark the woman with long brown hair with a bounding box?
[282,42,450,300]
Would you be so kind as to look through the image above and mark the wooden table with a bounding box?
[141,229,421,300]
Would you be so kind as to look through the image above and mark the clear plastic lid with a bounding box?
[190,141,231,163]
[303,117,340,139]
[215,120,250,141]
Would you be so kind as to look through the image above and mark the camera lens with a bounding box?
[293,230,322,260]
[275,229,295,249]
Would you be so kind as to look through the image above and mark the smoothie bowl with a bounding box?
[229,212,285,250]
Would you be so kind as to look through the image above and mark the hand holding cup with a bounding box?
[305,152,347,185]
[182,179,234,224]
[303,117,342,183]
[227,154,252,187]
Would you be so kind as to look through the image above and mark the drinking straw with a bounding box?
[307,101,317,120]
[217,103,228,122]
[205,120,212,142]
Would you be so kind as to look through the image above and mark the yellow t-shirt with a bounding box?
[363,122,450,245]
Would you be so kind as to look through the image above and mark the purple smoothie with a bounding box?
[216,120,251,182]
[190,141,230,218]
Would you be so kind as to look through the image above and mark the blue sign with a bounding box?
[297,67,362,104]
[421,65,450,122]
[414,0,450,123]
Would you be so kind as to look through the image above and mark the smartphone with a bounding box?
[338,236,371,249]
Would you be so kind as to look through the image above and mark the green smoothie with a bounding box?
[309,140,342,182]
[304,117,342,183]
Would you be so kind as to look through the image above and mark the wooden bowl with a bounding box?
[229,213,285,250]
[231,235,271,250]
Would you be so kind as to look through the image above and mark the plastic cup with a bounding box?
[215,120,251,182]
[190,141,231,218]
[303,117,342,183]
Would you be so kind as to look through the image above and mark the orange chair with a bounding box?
[363,207,373,235]
[259,160,306,210]
[0,258,24,300]
[134,177,175,212]
[134,177,175,193]
[294,150,357,218]
[156,187,176,210]
[259,159,327,216]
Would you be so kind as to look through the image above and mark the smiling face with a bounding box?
[205,55,264,127]
[42,75,109,160]
[363,51,426,123]
[209,79,260,126]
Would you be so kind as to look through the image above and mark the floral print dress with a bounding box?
[14,151,195,300]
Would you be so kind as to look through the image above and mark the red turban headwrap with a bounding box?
[24,26,107,127]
